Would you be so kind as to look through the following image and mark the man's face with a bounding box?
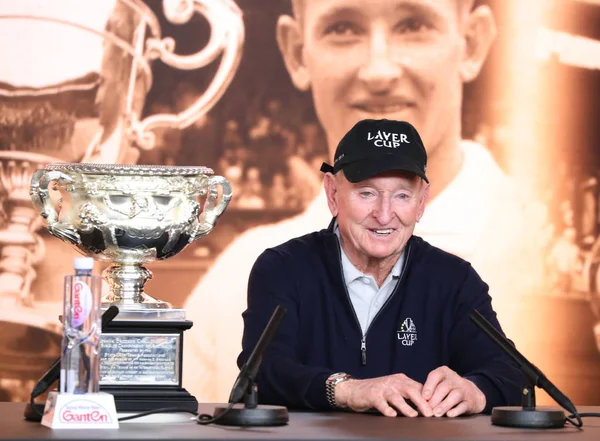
[280,0,490,157]
[326,171,428,263]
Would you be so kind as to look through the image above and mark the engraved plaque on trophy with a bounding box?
[100,334,180,386]
[30,163,232,412]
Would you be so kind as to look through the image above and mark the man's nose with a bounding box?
[357,30,402,94]
[373,196,393,224]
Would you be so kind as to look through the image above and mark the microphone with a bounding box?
[201,305,289,426]
[24,305,120,421]
[469,309,577,428]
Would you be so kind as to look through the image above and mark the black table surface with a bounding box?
[2,403,599,441]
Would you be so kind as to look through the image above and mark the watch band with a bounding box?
[325,372,352,408]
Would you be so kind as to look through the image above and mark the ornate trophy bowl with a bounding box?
[30,163,232,312]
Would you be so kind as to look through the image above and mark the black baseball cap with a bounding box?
[320,119,428,183]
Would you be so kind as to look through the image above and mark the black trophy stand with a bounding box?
[100,317,198,413]
[25,305,199,420]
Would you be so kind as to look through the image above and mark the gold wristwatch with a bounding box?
[325,372,352,408]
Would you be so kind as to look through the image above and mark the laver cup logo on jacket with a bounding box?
[366,131,410,148]
[397,317,418,346]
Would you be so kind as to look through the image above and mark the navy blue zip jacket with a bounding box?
[237,219,527,413]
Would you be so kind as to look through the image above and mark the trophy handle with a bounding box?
[133,0,245,149]
[30,170,81,245]
[190,175,232,241]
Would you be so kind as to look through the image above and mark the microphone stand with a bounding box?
[201,305,289,427]
[469,309,577,429]
[211,381,289,427]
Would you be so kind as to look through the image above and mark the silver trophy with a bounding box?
[30,163,231,310]
[30,163,232,411]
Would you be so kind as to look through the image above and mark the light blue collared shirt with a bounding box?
[334,223,404,336]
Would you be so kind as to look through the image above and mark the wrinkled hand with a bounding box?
[422,366,486,417]
[335,374,434,418]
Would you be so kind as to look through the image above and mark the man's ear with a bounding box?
[459,5,497,82]
[416,183,430,222]
[324,173,339,217]
[276,14,311,91]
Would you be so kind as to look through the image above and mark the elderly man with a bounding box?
[237,119,525,417]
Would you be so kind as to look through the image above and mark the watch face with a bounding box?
[329,373,349,384]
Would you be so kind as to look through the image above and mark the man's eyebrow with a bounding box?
[394,1,450,24]
[313,6,365,29]
[354,182,418,191]
[312,2,452,32]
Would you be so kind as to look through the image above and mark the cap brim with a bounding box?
[341,155,429,184]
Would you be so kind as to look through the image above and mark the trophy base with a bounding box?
[102,386,198,414]
[99,310,198,414]
[101,305,185,320]
[101,292,173,310]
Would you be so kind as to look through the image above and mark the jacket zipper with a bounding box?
[360,338,367,365]
[335,236,412,366]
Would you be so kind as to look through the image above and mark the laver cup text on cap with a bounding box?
[367,131,410,148]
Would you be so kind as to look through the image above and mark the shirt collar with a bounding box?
[334,221,404,284]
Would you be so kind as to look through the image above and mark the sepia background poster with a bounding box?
[0,0,599,408]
